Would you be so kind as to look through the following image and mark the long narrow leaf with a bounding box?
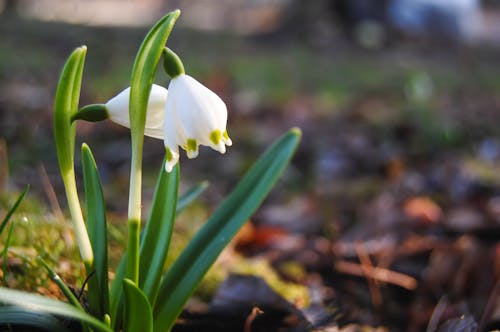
[110,10,180,325]
[153,128,301,331]
[53,47,85,175]
[125,8,181,287]
[0,287,113,332]
[0,306,71,332]
[123,279,153,332]
[139,163,178,305]
[109,177,207,328]
[2,223,14,285]
[0,185,28,235]
[82,143,109,319]
[37,257,91,332]
[53,46,94,266]
[37,257,84,310]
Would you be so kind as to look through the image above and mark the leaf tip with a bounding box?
[172,9,181,18]
[289,127,302,139]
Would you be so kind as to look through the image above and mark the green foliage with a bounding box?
[123,279,152,332]
[0,185,28,236]
[53,46,86,176]
[0,306,71,332]
[153,128,301,331]
[53,45,93,266]
[126,9,180,285]
[82,143,110,320]
[0,287,112,332]
[0,9,302,332]
[138,164,178,304]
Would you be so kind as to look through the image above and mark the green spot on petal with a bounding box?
[223,130,230,141]
[186,138,197,152]
[165,147,173,162]
[210,130,221,145]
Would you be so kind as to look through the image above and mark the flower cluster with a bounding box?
[76,48,231,172]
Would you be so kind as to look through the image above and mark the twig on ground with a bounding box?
[334,260,418,290]
[244,306,264,332]
[355,242,383,309]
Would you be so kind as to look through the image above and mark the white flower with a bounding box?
[163,74,232,172]
[105,84,168,139]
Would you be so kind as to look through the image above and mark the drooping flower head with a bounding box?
[72,49,231,173]
[106,84,167,139]
[72,84,168,139]
[162,48,232,172]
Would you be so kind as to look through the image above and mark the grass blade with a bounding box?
[0,185,28,235]
[0,287,113,332]
[123,279,153,332]
[153,128,301,331]
[139,163,179,305]
[37,257,84,311]
[82,143,109,319]
[2,222,14,285]
[37,257,90,332]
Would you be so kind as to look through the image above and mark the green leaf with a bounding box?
[2,223,14,285]
[53,46,86,176]
[0,306,71,332]
[109,178,207,329]
[0,185,28,235]
[123,279,153,332]
[139,163,178,305]
[37,257,91,332]
[176,180,208,214]
[0,287,113,332]
[37,257,84,310]
[126,8,180,289]
[53,46,94,266]
[112,9,180,323]
[129,9,180,138]
[82,143,109,319]
[153,128,301,331]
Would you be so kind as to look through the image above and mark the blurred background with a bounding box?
[1,0,500,331]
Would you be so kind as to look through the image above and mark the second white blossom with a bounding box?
[163,74,232,172]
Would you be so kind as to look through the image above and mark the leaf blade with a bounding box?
[0,185,28,235]
[139,163,179,305]
[123,279,153,332]
[153,128,301,331]
[0,287,113,332]
[82,143,109,319]
[0,306,71,332]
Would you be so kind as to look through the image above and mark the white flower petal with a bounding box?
[162,73,231,169]
[105,84,168,139]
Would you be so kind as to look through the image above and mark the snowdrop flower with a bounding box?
[162,48,232,172]
[73,84,168,139]
[106,84,167,139]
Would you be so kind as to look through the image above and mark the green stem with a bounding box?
[125,9,180,287]
[126,136,143,284]
[63,172,93,268]
[126,217,140,284]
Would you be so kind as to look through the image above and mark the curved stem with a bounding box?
[63,171,93,269]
